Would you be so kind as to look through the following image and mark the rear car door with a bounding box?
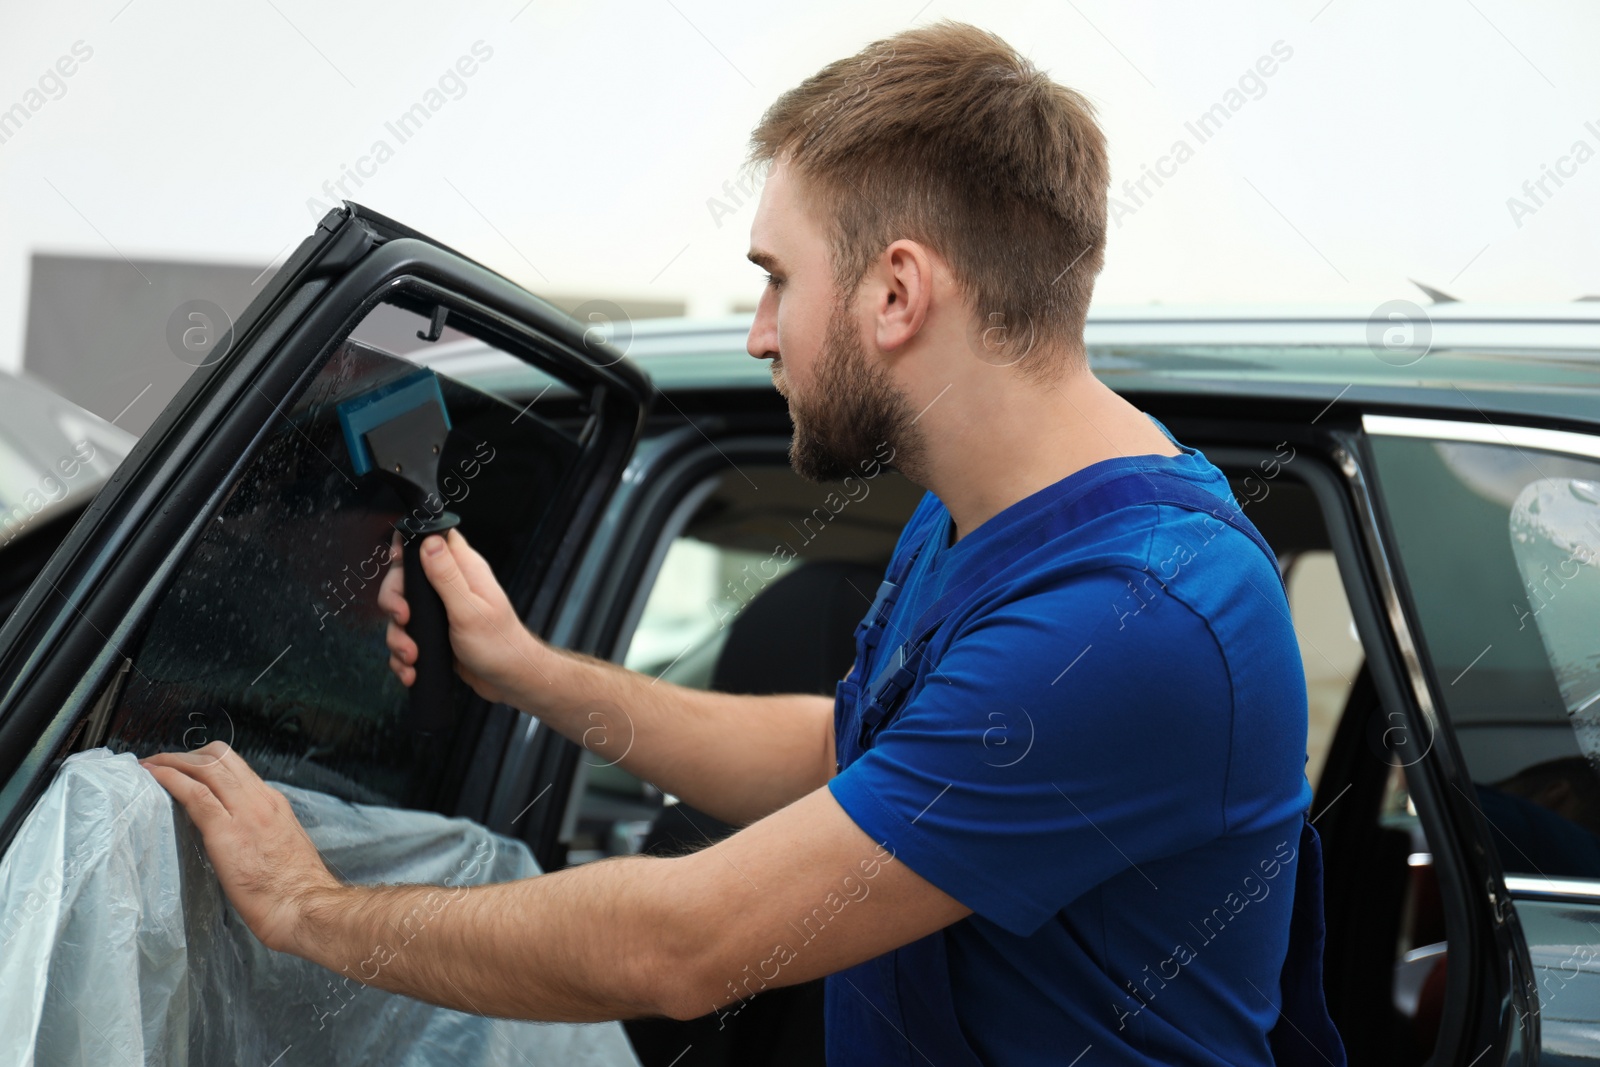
[1362,411,1600,1065]
[0,204,652,1062]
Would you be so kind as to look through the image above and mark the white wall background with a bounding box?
[1,0,1596,375]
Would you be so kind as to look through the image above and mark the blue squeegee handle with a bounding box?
[404,510,462,737]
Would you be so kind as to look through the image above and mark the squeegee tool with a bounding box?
[337,368,461,738]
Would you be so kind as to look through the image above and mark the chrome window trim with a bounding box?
[1363,413,1600,462]
[1506,875,1600,902]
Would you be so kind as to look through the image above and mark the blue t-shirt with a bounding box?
[825,415,1314,1065]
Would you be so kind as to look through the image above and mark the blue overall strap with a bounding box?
[851,505,938,667]
[861,468,1286,735]
[1271,817,1347,1065]
[858,568,907,661]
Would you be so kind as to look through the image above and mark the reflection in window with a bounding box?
[1510,477,1600,731]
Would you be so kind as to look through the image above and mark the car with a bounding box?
[0,367,134,625]
[0,201,1597,1065]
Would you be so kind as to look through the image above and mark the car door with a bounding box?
[1360,411,1600,1066]
[0,203,652,1062]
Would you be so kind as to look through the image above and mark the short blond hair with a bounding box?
[748,20,1111,380]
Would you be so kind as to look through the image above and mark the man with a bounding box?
[143,20,1341,1065]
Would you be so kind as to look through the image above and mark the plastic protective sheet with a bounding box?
[0,748,641,1066]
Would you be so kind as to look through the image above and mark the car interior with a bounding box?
[574,461,919,1064]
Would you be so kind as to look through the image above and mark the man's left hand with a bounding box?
[141,740,341,954]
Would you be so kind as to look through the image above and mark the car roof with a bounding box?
[413,304,1600,427]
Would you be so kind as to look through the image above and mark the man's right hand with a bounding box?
[378,527,548,710]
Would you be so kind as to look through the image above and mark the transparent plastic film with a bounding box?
[0,748,640,1066]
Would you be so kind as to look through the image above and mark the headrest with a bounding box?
[710,559,887,696]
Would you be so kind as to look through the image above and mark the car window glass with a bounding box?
[1370,434,1600,880]
[86,316,584,812]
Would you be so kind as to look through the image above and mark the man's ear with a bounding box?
[874,239,933,353]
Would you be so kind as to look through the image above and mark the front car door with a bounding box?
[0,203,652,1064]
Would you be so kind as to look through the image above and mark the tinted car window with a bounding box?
[1369,432,1600,879]
[92,336,579,811]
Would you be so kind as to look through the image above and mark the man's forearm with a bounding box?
[292,851,696,1024]
[512,640,835,826]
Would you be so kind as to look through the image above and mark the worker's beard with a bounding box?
[776,298,922,484]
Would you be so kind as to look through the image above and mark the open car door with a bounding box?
[0,204,653,1064]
